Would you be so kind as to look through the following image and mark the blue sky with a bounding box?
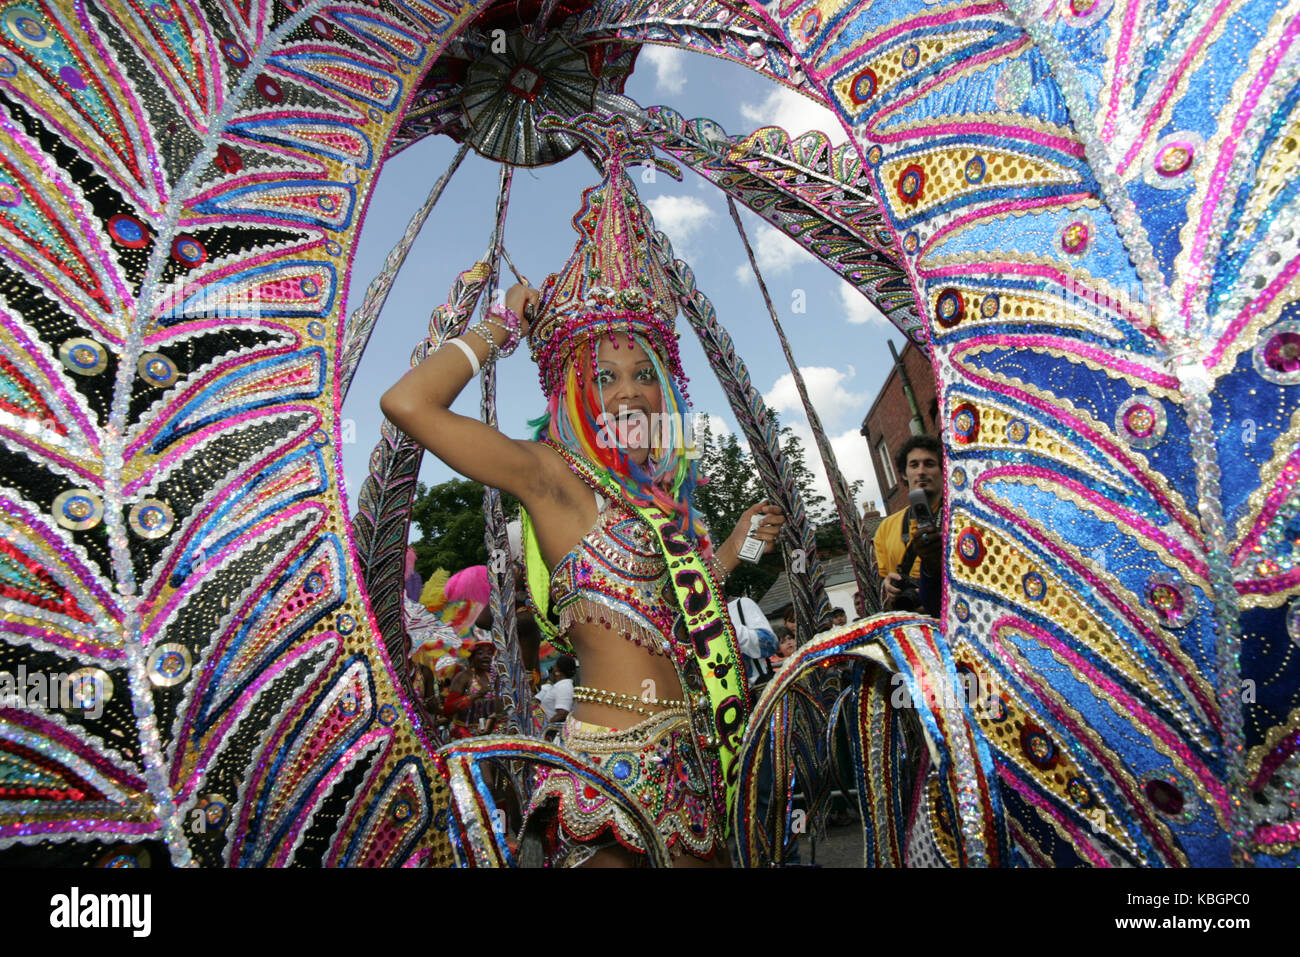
[341,45,915,532]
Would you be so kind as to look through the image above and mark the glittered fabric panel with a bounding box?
[755,0,1300,866]
[526,711,720,862]
[0,0,492,867]
[3,0,1296,870]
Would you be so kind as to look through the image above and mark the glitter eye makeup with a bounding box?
[593,360,658,393]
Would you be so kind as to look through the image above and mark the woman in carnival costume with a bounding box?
[381,123,785,867]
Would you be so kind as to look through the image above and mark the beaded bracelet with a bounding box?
[485,304,523,355]
[475,316,511,357]
[706,553,729,583]
[466,322,501,366]
[479,313,518,356]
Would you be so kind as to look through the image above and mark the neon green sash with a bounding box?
[519,444,751,830]
[519,506,572,654]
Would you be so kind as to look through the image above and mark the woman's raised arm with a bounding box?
[379,285,554,504]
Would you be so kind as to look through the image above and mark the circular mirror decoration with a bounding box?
[128,499,175,539]
[196,794,230,830]
[1254,319,1300,385]
[1144,774,1195,822]
[1145,131,1205,191]
[137,352,179,388]
[1143,573,1196,628]
[58,338,108,376]
[1115,394,1168,448]
[67,667,113,712]
[147,643,192,687]
[1055,213,1094,258]
[52,489,104,530]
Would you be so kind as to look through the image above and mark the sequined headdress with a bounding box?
[529,113,687,398]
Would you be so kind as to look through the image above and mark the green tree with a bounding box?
[692,415,783,600]
[408,478,519,579]
[779,423,828,527]
[694,415,760,543]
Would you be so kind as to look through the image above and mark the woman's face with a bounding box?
[594,336,663,467]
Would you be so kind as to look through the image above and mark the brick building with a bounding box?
[859,340,939,515]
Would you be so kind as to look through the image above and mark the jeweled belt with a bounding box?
[573,685,688,718]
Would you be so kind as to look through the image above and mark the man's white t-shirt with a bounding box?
[535,683,556,719]
[726,597,777,684]
[551,678,574,715]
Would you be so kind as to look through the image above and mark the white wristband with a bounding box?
[446,336,480,376]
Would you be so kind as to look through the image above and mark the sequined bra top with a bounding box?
[548,489,683,658]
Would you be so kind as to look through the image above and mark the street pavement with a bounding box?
[750,812,864,867]
[801,818,864,867]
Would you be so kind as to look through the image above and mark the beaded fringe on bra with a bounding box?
[556,596,672,657]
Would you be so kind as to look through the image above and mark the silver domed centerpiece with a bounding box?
[461,30,600,166]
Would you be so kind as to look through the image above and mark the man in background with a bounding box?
[873,435,944,616]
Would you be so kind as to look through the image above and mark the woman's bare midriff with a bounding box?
[564,623,685,728]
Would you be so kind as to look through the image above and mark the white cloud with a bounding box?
[764,365,869,429]
[739,85,847,144]
[694,411,734,443]
[782,421,883,523]
[640,45,687,95]
[646,194,714,258]
[830,426,884,516]
[838,282,891,327]
[732,217,820,284]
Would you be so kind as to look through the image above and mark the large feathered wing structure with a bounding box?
[0,0,498,867]
[764,0,1300,866]
[3,0,1298,869]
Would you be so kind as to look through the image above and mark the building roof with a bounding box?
[758,553,861,615]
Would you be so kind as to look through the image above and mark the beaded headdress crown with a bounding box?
[529,113,687,398]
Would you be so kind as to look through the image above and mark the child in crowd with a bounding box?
[770,634,797,670]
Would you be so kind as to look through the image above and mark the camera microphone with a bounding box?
[908,487,935,527]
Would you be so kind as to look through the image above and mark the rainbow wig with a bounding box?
[529,332,713,556]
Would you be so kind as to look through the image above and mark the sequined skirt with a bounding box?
[525,708,722,864]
